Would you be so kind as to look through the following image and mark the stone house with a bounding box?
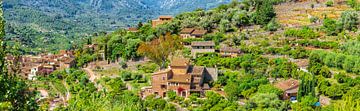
[141,58,218,98]
[190,29,207,38]
[220,46,241,57]
[180,28,195,39]
[152,16,173,27]
[191,41,215,58]
[274,79,299,100]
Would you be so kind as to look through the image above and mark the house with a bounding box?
[128,27,138,33]
[274,79,299,100]
[180,28,195,39]
[152,16,173,27]
[191,41,215,58]
[141,58,218,98]
[220,46,241,57]
[190,29,207,38]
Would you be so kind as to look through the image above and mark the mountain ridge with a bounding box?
[2,0,231,53]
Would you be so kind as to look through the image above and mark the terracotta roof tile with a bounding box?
[168,74,192,83]
[170,58,190,67]
[274,79,299,91]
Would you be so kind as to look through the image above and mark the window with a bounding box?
[162,76,165,80]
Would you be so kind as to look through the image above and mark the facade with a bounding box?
[191,41,215,58]
[220,46,241,57]
[141,58,218,98]
[274,79,299,100]
[152,16,173,27]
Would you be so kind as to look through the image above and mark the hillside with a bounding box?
[2,0,360,111]
[3,0,230,53]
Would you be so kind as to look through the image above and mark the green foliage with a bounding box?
[137,63,159,73]
[338,10,359,32]
[309,50,360,74]
[197,91,239,110]
[341,40,360,55]
[251,0,277,25]
[246,93,287,110]
[347,0,360,11]
[297,72,316,100]
[326,0,334,7]
[294,39,339,49]
[265,19,280,31]
[224,76,268,101]
[257,84,283,97]
[167,91,177,101]
[322,18,339,36]
[144,95,176,111]
[291,95,318,111]
[284,27,320,39]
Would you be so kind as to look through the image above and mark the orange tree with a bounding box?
[137,33,182,69]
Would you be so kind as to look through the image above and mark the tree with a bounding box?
[338,10,359,31]
[137,33,182,69]
[0,1,38,109]
[322,18,338,35]
[297,72,316,101]
[251,0,276,25]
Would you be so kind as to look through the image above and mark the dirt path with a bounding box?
[83,67,97,82]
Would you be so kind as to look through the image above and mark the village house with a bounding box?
[128,27,138,33]
[220,46,241,57]
[141,58,218,98]
[180,28,195,39]
[151,16,173,27]
[190,29,207,38]
[274,79,299,100]
[180,28,208,39]
[6,50,76,80]
[191,41,215,58]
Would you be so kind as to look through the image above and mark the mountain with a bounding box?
[2,0,230,53]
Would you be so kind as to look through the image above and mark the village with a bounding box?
[2,0,359,110]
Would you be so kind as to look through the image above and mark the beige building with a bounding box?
[141,58,218,98]
[191,41,215,58]
[152,16,173,27]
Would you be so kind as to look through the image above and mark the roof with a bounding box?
[128,27,138,32]
[168,74,192,83]
[159,15,173,19]
[180,28,195,34]
[153,69,171,75]
[188,66,204,75]
[170,58,190,67]
[191,30,207,35]
[220,46,241,53]
[274,79,299,91]
[191,41,215,46]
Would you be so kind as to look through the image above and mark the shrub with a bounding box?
[284,27,320,39]
[326,0,334,7]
